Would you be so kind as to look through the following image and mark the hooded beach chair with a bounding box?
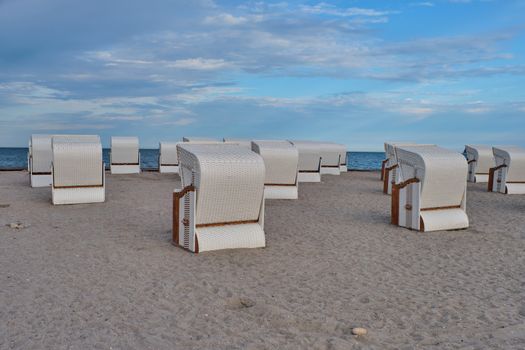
[391,145,469,232]
[51,135,105,205]
[173,143,266,253]
[289,141,322,182]
[488,146,525,194]
[251,140,299,199]
[158,142,180,173]
[464,145,494,183]
[110,136,140,174]
[294,141,345,175]
[28,134,53,187]
[295,141,342,175]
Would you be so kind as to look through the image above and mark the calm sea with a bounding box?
[0,148,384,171]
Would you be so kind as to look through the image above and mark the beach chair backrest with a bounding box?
[52,135,103,187]
[177,143,265,225]
[252,140,299,185]
[111,137,139,164]
[396,145,467,209]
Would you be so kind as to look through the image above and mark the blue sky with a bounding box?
[0,0,524,150]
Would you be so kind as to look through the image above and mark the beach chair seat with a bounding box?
[51,135,105,205]
[391,145,469,232]
[289,141,322,182]
[28,134,53,187]
[158,142,179,173]
[173,143,266,253]
[110,136,140,174]
[464,145,494,183]
[252,140,299,199]
[488,146,525,194]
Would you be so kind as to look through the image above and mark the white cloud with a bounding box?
[300,3,390,17]
[398,106,434,117]
[173,118,197,126]
[167,58,232,70]
[203,13,248,25]
[465,107,490,113]
[0,82,69,99]
[29,123,114,131]
[411,2,435,7]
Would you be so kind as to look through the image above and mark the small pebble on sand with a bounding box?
[239,298,256,308]
[352,327,368,336]
[8,223,27,229]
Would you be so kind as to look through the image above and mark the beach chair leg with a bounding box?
[380,159,388,181]
[173,186,197,252]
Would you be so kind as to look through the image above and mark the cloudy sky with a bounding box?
[0,0,524,150]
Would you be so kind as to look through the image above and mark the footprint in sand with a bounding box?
[226,297,256,310]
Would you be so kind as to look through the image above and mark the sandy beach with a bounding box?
[1,170,524,349]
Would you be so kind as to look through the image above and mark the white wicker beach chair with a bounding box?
[289,141,344,175]
[317,143,343,175]
[289,141,322,182]
[28,134,53,187]
[158,142,180,173]
[51,135,105,205]
[464,145,494,183]
[173,143,266,253]
[391,145,469,232]
[251,140,299,199]
[383,142,435,195]
[110,136,140,174]
[223,138,253,149]
[488,146,525,194]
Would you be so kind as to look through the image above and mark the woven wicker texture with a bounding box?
[177,143,265,225]
[289,141,322,172]
[395,145,467,209]
[252,140,299,185]
[52,135,103,187]
[493,146,525,182]
[465,145,495,175]
[30,134,53,173]
[159,142,179,165]
[111,137,139,164]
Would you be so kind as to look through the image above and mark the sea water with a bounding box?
[0,148,385,171]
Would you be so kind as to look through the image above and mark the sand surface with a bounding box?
[0,171,524,349]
